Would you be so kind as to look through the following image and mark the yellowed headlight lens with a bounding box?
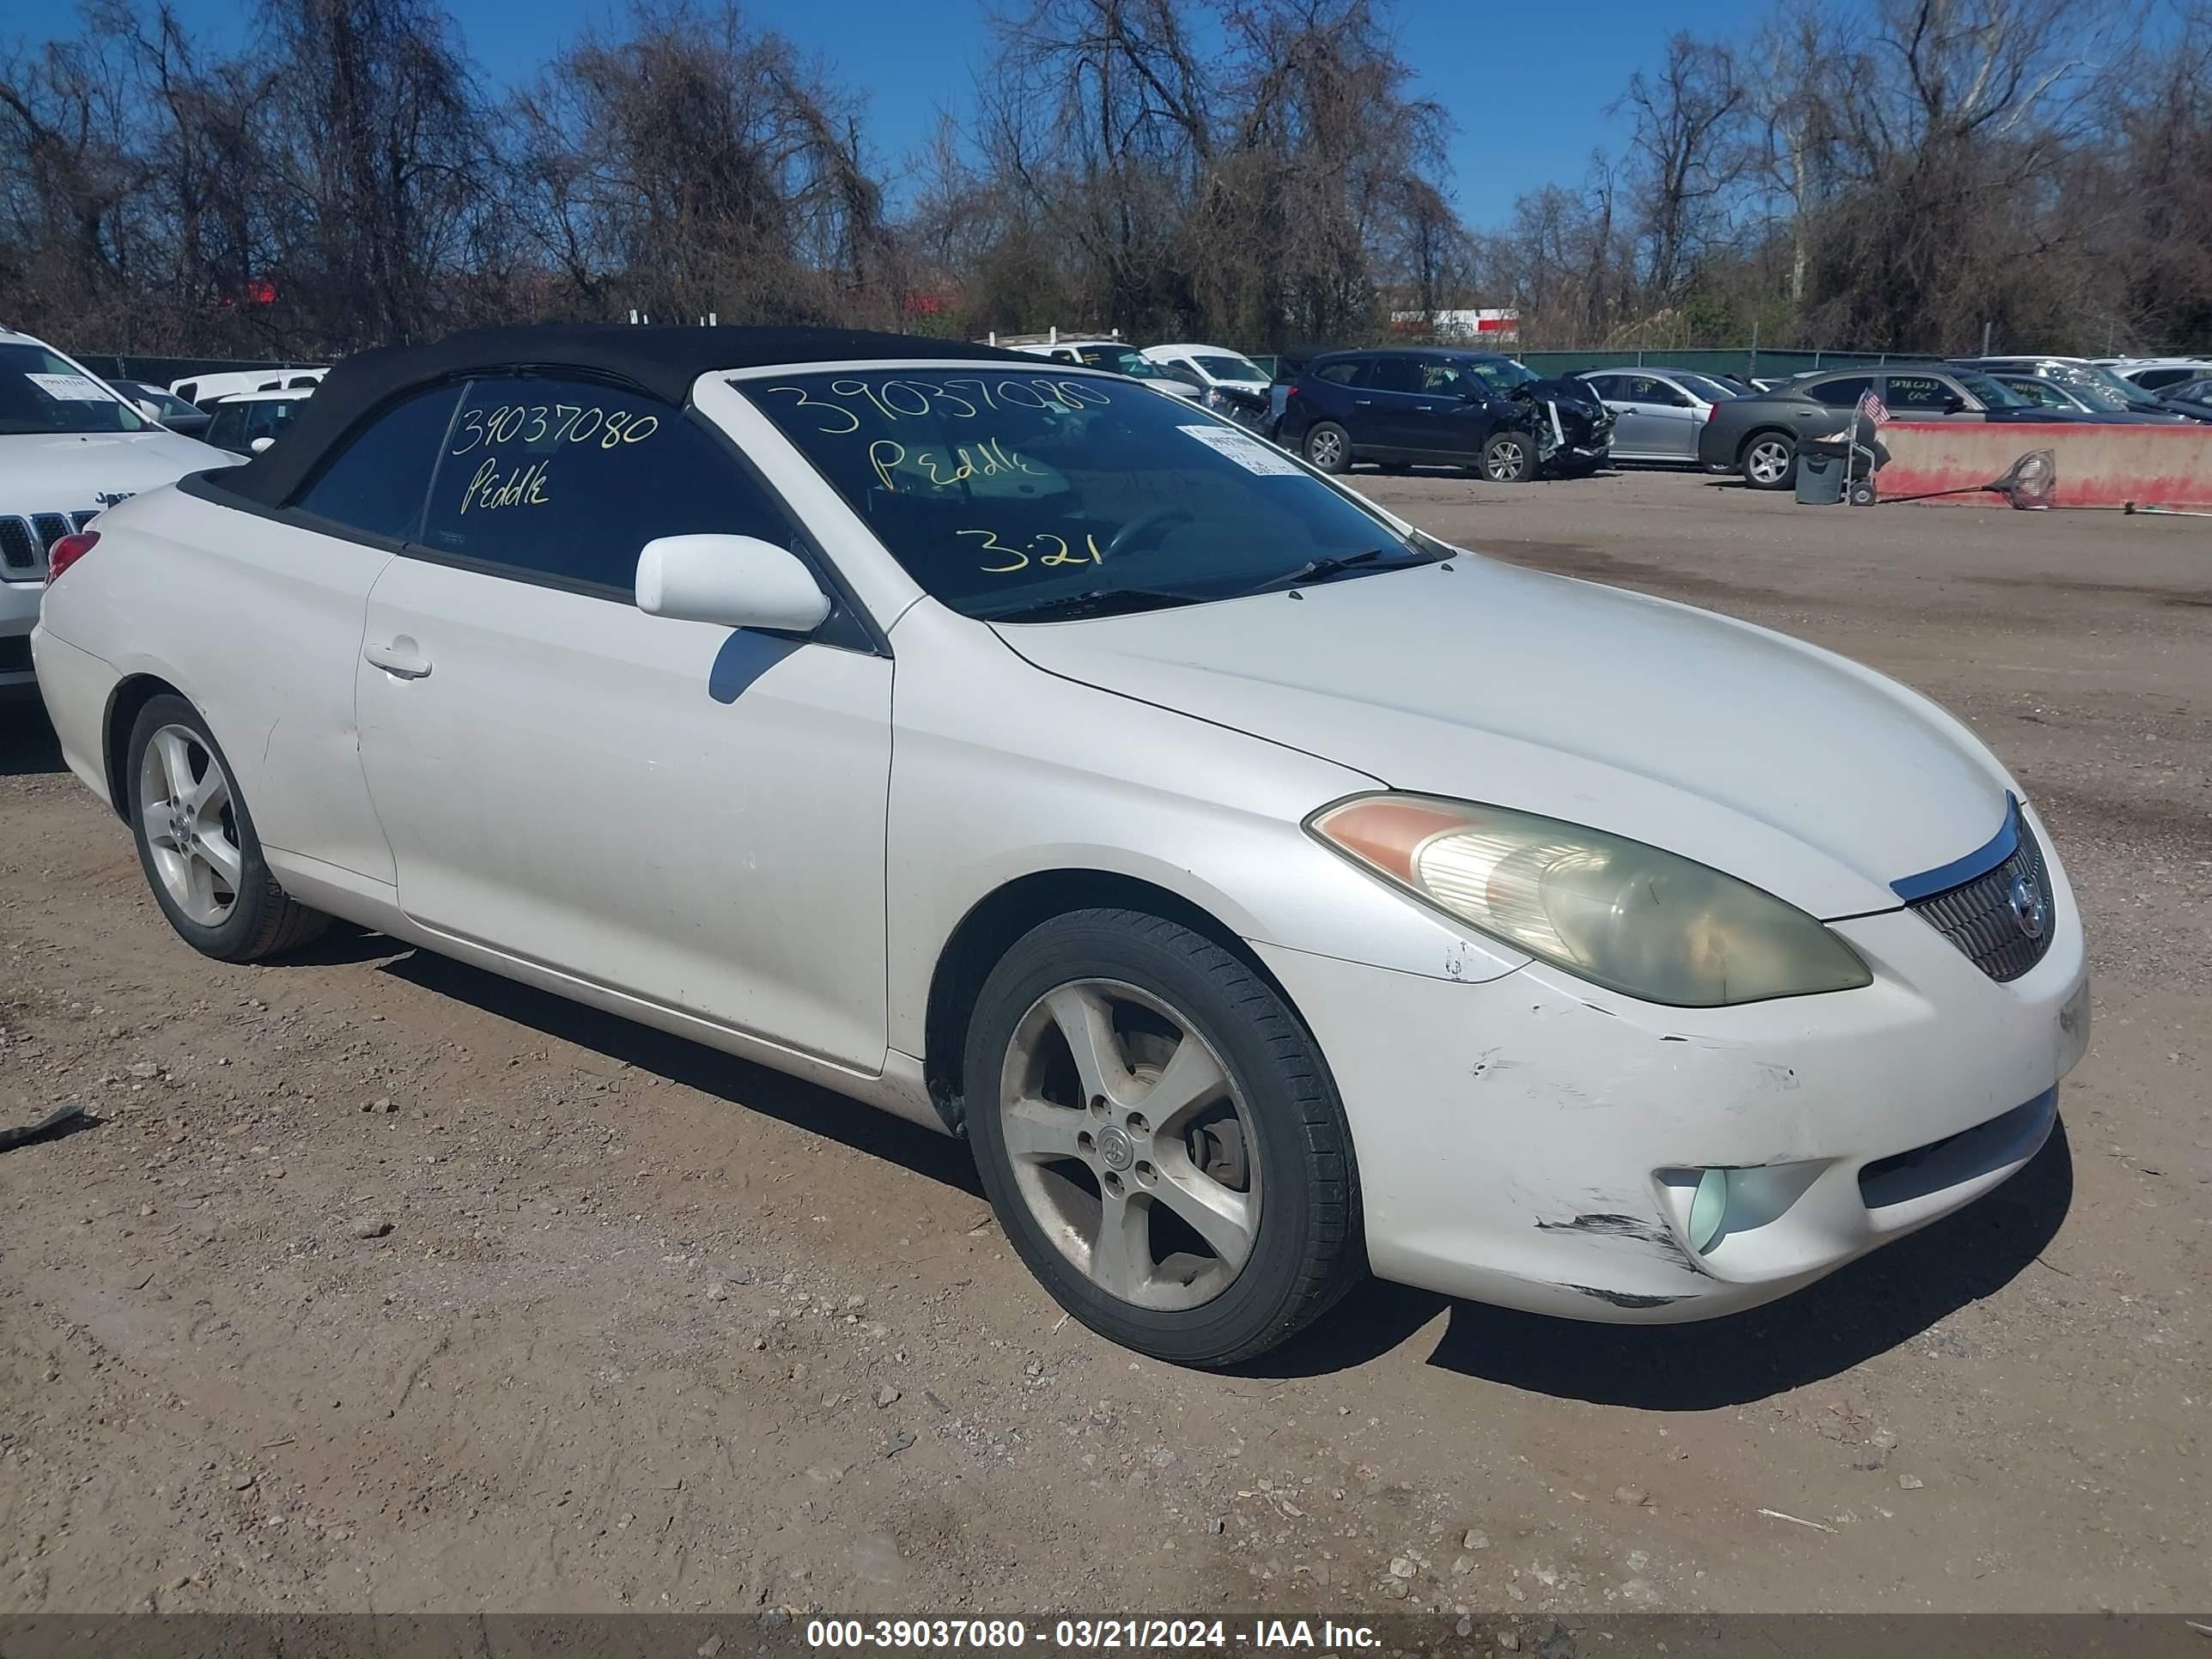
[1309,794,1870,1007]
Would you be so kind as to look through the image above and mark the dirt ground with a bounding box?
[2,470,2206,1617]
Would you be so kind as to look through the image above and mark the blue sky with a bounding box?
[5,0,1769,226]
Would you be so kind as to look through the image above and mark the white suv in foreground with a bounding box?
[2,326,237,696]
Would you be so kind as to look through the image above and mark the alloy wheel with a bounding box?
[138,724,243,926]
[1747,438,1792,485]
[1307,429,1344,469]
[996,978,1261,1311]
[1486,438,1527,479]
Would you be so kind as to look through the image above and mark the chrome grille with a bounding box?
[0,509,98,580]
[1905,816,2055,981]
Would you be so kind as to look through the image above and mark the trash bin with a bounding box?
[1795,446,1845,505]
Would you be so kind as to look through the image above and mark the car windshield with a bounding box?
[1949,369,2031,409]
[0,343,149,435]
[1462,357,1540,392]
[2045,364,2162,413]
[2172,380,2212,402]
[137,386,201,420]
[743,368,1433,622]
[1671,372,1739,403]
[1070,345,1170,380]
[1192,353,1265,382]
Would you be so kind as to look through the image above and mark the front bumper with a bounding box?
[1253,803,2089,1322]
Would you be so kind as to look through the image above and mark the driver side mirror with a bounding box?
[1941,392,1968,413]
[133,398,164,421]
[249,436,276,453]
[636,534,832,634]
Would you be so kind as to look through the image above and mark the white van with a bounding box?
[1140,343,1272,398]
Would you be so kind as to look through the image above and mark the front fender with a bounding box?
[882,604,1529,1056]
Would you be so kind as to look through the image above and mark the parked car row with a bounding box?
[1672,356,2212,490]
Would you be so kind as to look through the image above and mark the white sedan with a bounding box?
[32,326,2090,1365]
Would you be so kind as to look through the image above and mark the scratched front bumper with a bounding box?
[1250,809,2088,1322]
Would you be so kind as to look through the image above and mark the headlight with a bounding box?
[1308,794,1871,1007]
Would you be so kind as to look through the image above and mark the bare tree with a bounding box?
[1617,34,1747,298]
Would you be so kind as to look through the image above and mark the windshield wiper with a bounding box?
[1236,546,1439,597]
[982,586,1207,623]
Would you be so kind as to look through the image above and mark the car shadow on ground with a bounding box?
[372,945,986,1199]
[1,704,65,777]
[1246,1117,2074,1408]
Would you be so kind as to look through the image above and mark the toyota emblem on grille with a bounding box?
[2007,872,2048,940]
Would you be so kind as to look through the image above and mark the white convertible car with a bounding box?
[33,325,2090,1364]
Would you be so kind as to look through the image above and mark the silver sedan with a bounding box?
[1574,368,1742,463]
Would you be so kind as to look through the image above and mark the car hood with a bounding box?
[994,558,2014,918]
[0,428,240,505]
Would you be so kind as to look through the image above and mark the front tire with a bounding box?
[1741,432,1797,489]
[963,908,1362,1367]
[1481,429,1535,483]
[1303,422,1351,474]
[126,694,328,962]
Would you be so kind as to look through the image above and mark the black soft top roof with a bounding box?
[220,324,1033,506]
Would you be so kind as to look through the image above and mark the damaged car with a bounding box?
[34,325,2088,1365]
[1279,347,1613,480]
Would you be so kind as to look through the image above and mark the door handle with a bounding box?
[1413,404,1434,412]
[1352,398,1374,407]
[363,639,432,679]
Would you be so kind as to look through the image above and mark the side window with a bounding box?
[417,376,794,598]
[1419,361,1472,396]
[1368,357,1424,393]
[1581,374,1620,400]
[1808,374,1873,408]
[1884,374,1954,411]
[1628,376,1688,406]
[174,381,198,404]
[1313,360,1364,386]
[293,384,463,542]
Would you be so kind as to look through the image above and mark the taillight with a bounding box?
[46,530,98,584]
[1705,403,1718,422]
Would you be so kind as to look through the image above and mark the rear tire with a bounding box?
[1303,422,1351,474]
[1481,430,1535,483]
[1741,432,1797,489]
[125,694,328,963]
[963,908,1363,1367]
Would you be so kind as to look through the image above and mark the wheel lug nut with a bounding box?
[1088,1095,1110,1119]
[1125,1111,1148,1137]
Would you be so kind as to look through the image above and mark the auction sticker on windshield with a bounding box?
[28,373,112,401]
[1177,423,1303,476]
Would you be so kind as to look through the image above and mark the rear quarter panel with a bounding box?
[39,483,397,884]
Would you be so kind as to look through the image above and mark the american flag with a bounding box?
[1856,386,1891,426]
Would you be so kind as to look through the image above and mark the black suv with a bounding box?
[1279,348,1613,481]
